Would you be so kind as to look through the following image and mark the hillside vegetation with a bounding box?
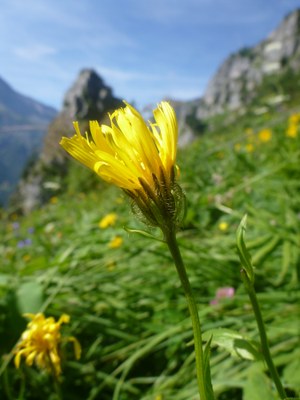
[0,73,300,399]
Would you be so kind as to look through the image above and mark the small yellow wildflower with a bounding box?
[106,261,116,271]
[22,254,31,262]
[286,124,298,138]
[245,143,254,153]
[14,313,81,376]
[155,395,163,400]
[218,222,228,232]
[288,113,300,125]
[258,128,272,143]
[98,213,117,229]
[50,196,58,204]
[108,236,123,249]
[234,143,241,152]
[245,128,254,136]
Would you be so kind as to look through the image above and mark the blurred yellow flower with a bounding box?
[115,196,124,204]
[245,143,254,153]
[218,222,228,232]
[14,313,81,376]
[234,143,241,152]
[99,213,117,229]
[106,261,116,271]
[258,128,272,142]
[245,128,254,136]
[50,196,58,204]
[22,254,31,262]
[60,101,177,193]
[286,124,298,138]
[155,395,163,400]
[108,236,123,249]
[288,113,300,125]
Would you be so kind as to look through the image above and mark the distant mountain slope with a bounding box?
[172,8,300,139]
[197,8,300,118]
[0,76,56,126]
[0,76,57,206]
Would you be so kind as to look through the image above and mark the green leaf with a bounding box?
[203,335,215,400]
[203,328,262,361]
[236,214,254,283]
[244,365,280,400]
[16,281,44,314]
[0,274,10,286]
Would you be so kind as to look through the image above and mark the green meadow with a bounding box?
[1,103,299,399]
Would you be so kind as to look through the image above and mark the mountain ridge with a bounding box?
[0,76,56,126]
[0,76,57,206]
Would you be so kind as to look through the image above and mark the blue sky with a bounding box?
[0,0,299,111]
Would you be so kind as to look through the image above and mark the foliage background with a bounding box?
[0,73,300,399]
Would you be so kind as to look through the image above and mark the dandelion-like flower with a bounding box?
[99,213,117,229]
[258,128,272,143]
[108,235,123,249]
[286,124,298,138]
[218,222,228,232]
[14,313,81,376]
[60,101,185,231]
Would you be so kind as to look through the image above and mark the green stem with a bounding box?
[47,353,62,400]
[164,227,211,400]
[241,270,287,399]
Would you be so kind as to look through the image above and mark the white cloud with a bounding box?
[13,44,57,61]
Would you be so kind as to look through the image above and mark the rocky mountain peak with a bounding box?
[13,69,122,213]
[41,69,122,165]
[62,68,118,120]
[197,8,300,118]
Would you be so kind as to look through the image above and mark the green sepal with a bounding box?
[123,226,165,243]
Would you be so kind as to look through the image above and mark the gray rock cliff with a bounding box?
[197,9,300,118]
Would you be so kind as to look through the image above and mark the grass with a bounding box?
[0,105,299,400]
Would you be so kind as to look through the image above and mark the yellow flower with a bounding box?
[108,235,123,249]
[234,143,241,152]
[245,128,254,135]
[245,143,254,153]
[286,124,298,138]
[288,113,300,125]
[60,101,177,192]
[22,254,31,262]
[258,128,272,143]
[60,102,185,230]
[218,222,228,232]
[50,196,58,204]
[14,313,81,376]
[98,213,117,229]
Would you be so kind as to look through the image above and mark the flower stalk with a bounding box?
[237,215,287,400]
[163,226,211,400]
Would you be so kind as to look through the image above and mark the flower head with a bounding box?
[60,102,185,230]
[108,235,123,249]
[14,313,81,376]
[286,124,298,138]
[218,222,228,232]
[245,143,254,153]
[258,128,272,143]
[60,101,177,191]
[99,213,117,229]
